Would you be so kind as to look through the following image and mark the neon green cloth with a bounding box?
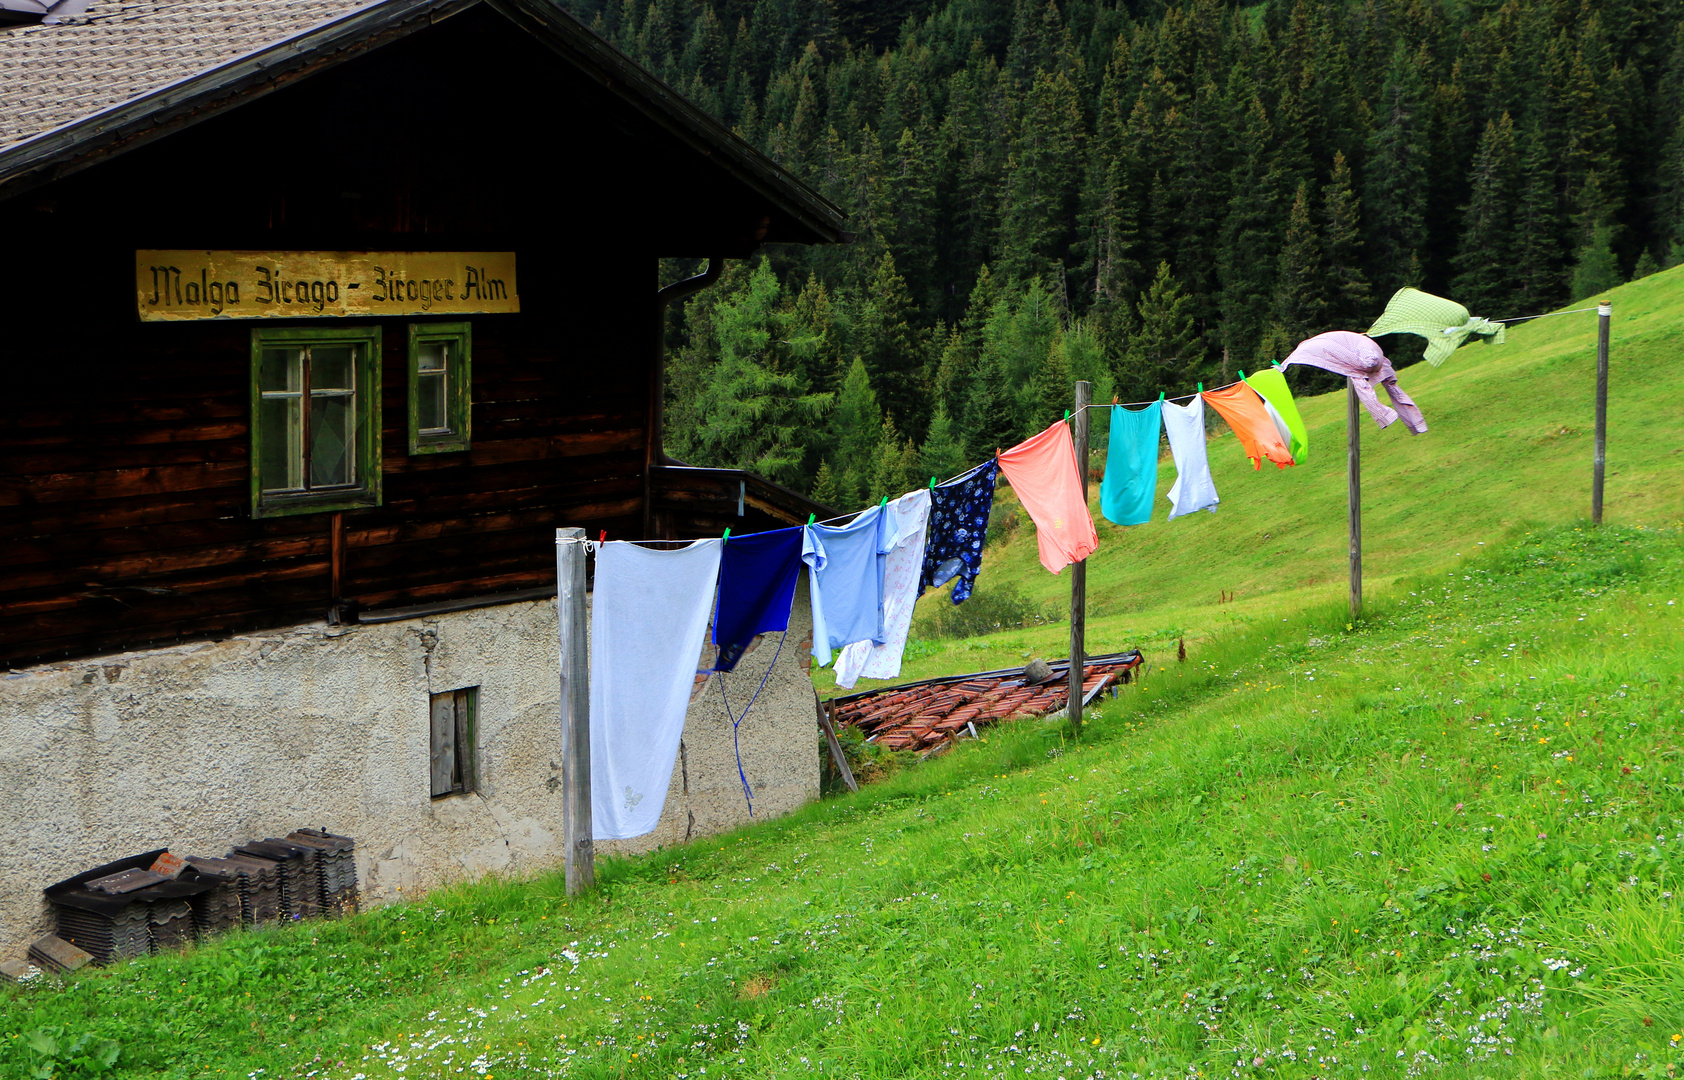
[1244,367,1309,463]
[1366,287,1505,366]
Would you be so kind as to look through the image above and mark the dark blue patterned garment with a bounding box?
[918,460,998,604]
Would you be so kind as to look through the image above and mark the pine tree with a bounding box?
[1218,96,1281,370]
[921,401,972,483]
[810,459,845,508]
[1272,181,1326,347]
[998,70,1085,285]
[963,351,1017,461]
[857,252,927,438]
[1120,262,1198,400]
[832,357,882,506]
[1365,44,1430,298]
[868,418,923,502]
[1320,150,1372,331]
[1451,113,1523,316]
[1028,338,1072,442]
[1570,224,1623,300]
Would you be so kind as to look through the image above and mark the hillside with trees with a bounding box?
[563,0,1684,503]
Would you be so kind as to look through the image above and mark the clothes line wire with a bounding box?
[1491,304,1603,324]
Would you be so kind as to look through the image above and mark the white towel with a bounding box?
[589,538,722,840]
[1162,396,1220,519]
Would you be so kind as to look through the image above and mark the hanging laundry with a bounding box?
[712,526,804,672]
[589,538,722,840]
[803,503,891,668]
[1244,367,1309,462]
[834,489,931,689]
[1201,383,1295,470]
[996,421,1100,574]
[1279,330,1426,434]
[920,460,998,604]
[1100,400,1162,526]
[1161,396,1220,519]
[1367,286,1505,366]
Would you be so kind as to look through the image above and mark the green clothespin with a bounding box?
[1064,409,1071,421]
[879,496,888,508]
[1157,391,1165,401]
[722,528,731,544]
[1272,359,1282,368]
[1238,369,1246,380]
[807,513,816,525]
[929,476,937,489]
[1197,382,1203,392]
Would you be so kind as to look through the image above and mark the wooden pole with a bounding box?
[1347,380,1362,623]
[814,692,858,793]
[555,527,594,895]
[1068,380,1091,733]
[1593,300,1611,525]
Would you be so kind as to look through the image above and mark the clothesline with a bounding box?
[1492,304,1604,324]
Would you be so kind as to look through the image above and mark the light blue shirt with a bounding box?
[803,503,893,666]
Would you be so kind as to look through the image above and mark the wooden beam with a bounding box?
[1593,301,1611,525]
[1068,380,1091,734]
[815,691,858,794]
[1348,380,1362,622]
[555,527,594,895]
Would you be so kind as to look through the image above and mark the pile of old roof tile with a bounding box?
[28,935,92,975]
[183,857,245,935]
[53,902,152,965]
[222,854,284,926]
[287,829,358,916]
[828,650,1143,752]
[233,839,321,920]
[148,898,195,951]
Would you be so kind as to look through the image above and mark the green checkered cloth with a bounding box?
[1366,287,1505,366]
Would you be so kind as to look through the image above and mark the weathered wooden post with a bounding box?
[555,527,594,894]
[1347,381,1362,622]
[1068,380,1091,733]
[1593,300,1611,525]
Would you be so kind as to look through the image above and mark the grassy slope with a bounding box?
[4,524,1681,1079]
[814,267,1684,694]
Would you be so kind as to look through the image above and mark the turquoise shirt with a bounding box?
[1100,401,1163,527]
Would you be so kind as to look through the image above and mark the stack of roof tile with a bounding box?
[829,650,1143,752]
[286,829,358,916]
[147,898,195,951]
[53,900,152,964]
[235,839,320,920]
[28,934,93,975]
[183,857,245,936]
[221,854,284,926]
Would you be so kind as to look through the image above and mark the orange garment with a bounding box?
[995,421,1100,575]
[1201,384,1295,470]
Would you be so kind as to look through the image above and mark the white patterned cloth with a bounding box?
[833,489,931,689]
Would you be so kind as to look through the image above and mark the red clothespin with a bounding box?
[598,529,607,543]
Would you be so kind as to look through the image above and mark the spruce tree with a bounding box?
[832,358,882,506]
[1029,339,1072,442]
[1273,181,1326,347]
[920,402,971,485]
[1451,114,1523,316]
[1121,262,1198,400]
[963,351,1017,461]
[998,70,1085,285]
[1218,96,1281,371]
[1320,150,1372,331]
[857,252,927,438]
[1365,44,1430,298]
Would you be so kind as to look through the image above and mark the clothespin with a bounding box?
[929,475,937,489]
[1238,369,1246,380]
[807,513,816,525]
[598,529,607,543]
[1157,392,1164,402]
[879,495,888,508]
[1197,382,1203,392]
[1112,395,1119,405]
[1271,360,1281,368]
[722,528,731,544]
[1064,409,1071,421]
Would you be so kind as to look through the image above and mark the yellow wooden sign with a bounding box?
[135,250,518,321]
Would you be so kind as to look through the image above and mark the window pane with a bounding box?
[310,393,353,487]
[311,346,355,392]
[416,342,447,373]
[260,349,302,393]
[416,371,447,432]
[258,396,302,491]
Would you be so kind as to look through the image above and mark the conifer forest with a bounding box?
[563,0,1684,507]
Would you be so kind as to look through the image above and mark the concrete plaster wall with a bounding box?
[0,584,820,957]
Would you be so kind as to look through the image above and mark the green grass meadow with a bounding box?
[5,273,1684,1079]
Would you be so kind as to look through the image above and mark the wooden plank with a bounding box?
[816,692,858,793]
[1593,301,1611,525]
[430,693,456,798]
[454,688,476,793]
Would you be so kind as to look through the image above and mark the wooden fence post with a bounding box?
[1068,380,1091,733]
[555,527,594,895]
[1347,380,1362,623]
[1593,300,1611,525]
[815,692,859,794]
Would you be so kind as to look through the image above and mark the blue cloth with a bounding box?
[1100,401,1162,526]
[711,526,803,672]
[919,460,998,604]
[803,503,891,667]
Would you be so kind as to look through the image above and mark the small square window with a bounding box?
[249,326,382,518]
[429,687,478,798]
[409,322,471,454]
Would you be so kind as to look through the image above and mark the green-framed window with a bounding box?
[409,321,472,454]
[249,325,382,518]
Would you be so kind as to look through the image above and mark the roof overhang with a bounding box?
[0,0,848,244]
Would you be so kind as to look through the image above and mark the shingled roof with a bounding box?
[0,0,848,243]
